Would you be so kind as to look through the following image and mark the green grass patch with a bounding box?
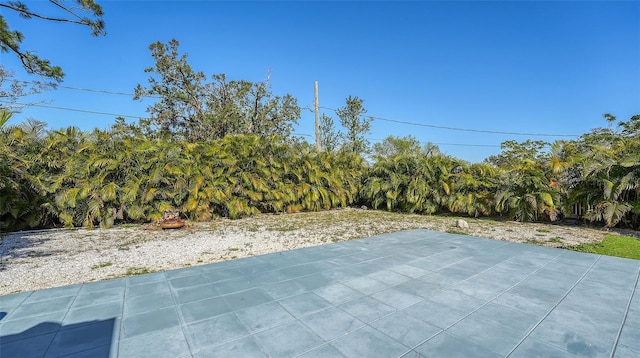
[91,262,113,270]
[124,267,153,276]
[547,237,564,244]
[446,229,466,235]
[567,235,640,260]
[536,228,551,233]
[117,240,140,249]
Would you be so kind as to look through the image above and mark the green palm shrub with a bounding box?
[3,112,636,232]
[447,163,497,217]
[37,129,365,227]
[566,117,639,228]
[493,159,560,222]
[362,154,466,215]
[0,113,50,231]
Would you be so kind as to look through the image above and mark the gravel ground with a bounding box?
[1,208,636,295]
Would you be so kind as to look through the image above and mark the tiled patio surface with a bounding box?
[1,229,639,357]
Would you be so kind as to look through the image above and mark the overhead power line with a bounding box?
[11,80,161,99]
[430,142,500,148]
[366,137,500,147]
[0,101,145,119]
[294,132,501,148]
[3,101,502,149]
[4,80,579,138]
[319,106,580,138]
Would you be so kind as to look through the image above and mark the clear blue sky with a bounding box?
[2,1,639,163]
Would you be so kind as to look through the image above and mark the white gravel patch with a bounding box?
[1,208,628,295]
[0,226,331,295]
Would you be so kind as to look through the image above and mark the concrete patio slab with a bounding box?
[1,229,639,357]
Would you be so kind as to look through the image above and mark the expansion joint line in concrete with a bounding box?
[505,255,602,357]
[400,248,568,357]
[609,264,640,358]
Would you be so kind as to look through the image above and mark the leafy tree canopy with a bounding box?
[0,0,105,82]
[372,135,421,159]
[134,39,300,142]
[319,113,340,152]
[485,139,549,168]
[336,95,371,155]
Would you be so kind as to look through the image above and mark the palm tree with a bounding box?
[362,153,462,215]
[494,159,560,222]
[448,163,497,217]
[569,132,639,228]
[362,155,417,212]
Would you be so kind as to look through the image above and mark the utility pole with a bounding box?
[314,81,320,151]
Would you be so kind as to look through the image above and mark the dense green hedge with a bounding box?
[0,126,364,231]
[360,153,559,222]
[1,115,638,232]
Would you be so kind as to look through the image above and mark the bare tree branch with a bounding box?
[0,3,86,26]
[0,0,105,80]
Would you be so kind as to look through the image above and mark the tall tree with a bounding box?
[337,95,371,155]
[319,113,340,152]
[236,75,300,138]
[485,140,549,168]
[372,135,421,159]
[134,39,209,140]
[135,39,300,141]
[0,0,105,82]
